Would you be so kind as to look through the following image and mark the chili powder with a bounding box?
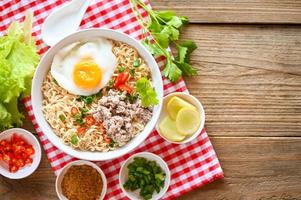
[61,165,103,200]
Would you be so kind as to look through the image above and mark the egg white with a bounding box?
[50,38,117,96]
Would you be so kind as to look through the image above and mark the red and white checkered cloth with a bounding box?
[1,0,224,199]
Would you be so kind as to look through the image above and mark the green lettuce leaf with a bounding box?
[5,97,24,127]
[0,11,39,131]
[0,103,13,131]
[0,58,20,103]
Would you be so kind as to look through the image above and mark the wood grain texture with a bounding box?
[178,137,301,200]
[0,152,56,200]
[180,24,301,137]
[151,0,301,24]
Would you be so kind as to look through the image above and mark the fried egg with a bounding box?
[50,38,117,96]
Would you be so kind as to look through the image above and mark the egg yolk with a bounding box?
[73,59,102,89]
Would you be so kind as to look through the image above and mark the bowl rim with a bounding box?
[0,128,42,179]
[31,28,163,161]
[119,152,171,200]
[55,160,107,200]
[156,92,206,144]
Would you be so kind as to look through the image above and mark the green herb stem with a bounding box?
[130,0,198,82]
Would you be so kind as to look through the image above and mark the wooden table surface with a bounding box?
[1,1,301,200]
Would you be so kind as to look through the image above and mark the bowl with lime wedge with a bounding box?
[156,92,205,144]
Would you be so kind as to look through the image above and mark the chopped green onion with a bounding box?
[96,90,103,98]
[79,96,85,101]
[109,139,116,147]
[79,107,88,114]
[126,94,138,104]
[129,68,135,76]
[76,118,84,125]
[118,66,125,72]
[108,79,114,88]
[123,157,165,200]
[133,59,140,68]
[71,135,78,145]
[74,113,82,119]
[136,167,144,172]
[59,114,66,122]
[155,173,165,181]
[53,78,58,85]
[79,95,95,104]
[143,194,152,200]
[85,96,93,104]
[73,112,84,124]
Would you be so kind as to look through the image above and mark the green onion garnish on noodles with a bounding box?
[133,59,140,68]
[71,135,79,145]
[59,114,66,122]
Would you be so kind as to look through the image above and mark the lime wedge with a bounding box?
[176,108,200,136]
[167,96,196,120]
[159,116,185,142]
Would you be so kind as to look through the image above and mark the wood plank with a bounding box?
[0,152,56,200]
[1,137,300,199]
[178,137,301,200]
[151,0,301,24]
[176,24,301,137]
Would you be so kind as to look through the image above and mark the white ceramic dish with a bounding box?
[31,28,163,161]
[119,152,170,200]
[56,160,107,200]
[156,92,205,144]
[0,128,42,179]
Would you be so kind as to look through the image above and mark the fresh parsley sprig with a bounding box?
[130,0,197,82]
[136,77,158,107]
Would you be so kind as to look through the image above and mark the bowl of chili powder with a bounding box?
[56,160,107,200]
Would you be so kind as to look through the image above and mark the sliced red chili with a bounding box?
[0,134,35,173]
[77,127,86,135]
[85,116,95,126]
[0,140,8,147]
[14,153,22,160]
[15,159,25,168]
[3,144,11,152]
[9,165,19,173]
[11,158,17,165]
[20,152,28,159]
[71,107,78,115]
[25,147,35,156]
[117,84,133,94]
[25,157,33,165]
[104,137,111,144]
[114,71,130,88]
[3,153,13,162]
[11,134,22,143]
[96,122,106,134]
[12,144,25,154]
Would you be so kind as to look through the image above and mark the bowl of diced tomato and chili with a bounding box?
[0,128,41,179]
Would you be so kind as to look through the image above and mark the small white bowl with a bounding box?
[56,160,107,200]
[0,128,42,179]
[119,152,170,200]
[156,92,205,144]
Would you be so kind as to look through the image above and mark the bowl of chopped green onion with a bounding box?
[119,152,170,200]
